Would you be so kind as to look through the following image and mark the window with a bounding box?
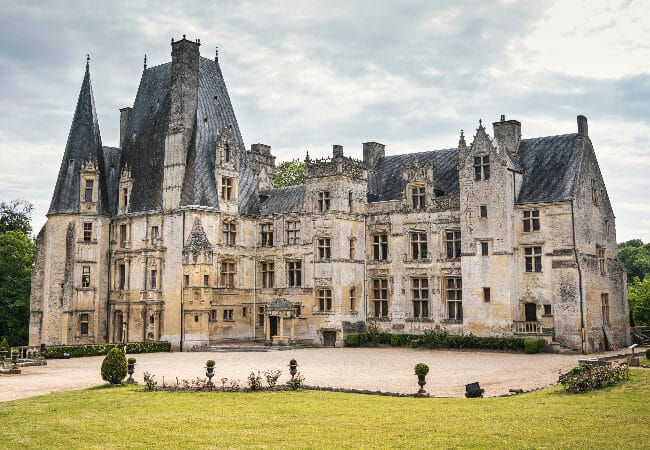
[348,191,353,210]
[261,261,275,288]
[220,261,235,288]
[184,274,190,287]
[260,223,274,247]
[295,304,302,317]
[287,260,302,287]
[286,221,300,245]
[372,278,389,318]
[480,205,487,218]
[598,247,606,274]
[350,287,356,311]
[543,304,552,316]
[120,224,127,248]
[446,278,463,320]
[122,188,129,210]
[224,143,231,163]
[150,269,157,290]
[203,274,209,287]
[223,309,234,321]
[223,221,236,246]
[80,313,89,336]
[82,266,91,288]
[242,307,248,318]
[411,277,429,318]
[349,238,356,260]
[318,191,331,212]
[118,264,126,290]
[445,230,461,259]
[151,226,159,245]
[524,246,542,272]
[523,210,540,232]
[210,310,217,322]
[318,238,331,261]
[474,155,490,180]
[222,177,233,200]
[318,289,332,311]
[410,231,427,260]
[604,219,610,236]
[150,315,155,325]
[591,178,598,204]
[84,179,93,202]
[194,315,199,323]
[258,307,265,326]
[370,234,388,261]
[601,293,610,325]
[483,287,491,303]
[481,241,489,256]
[411,185,426,210]
[83,222,93,242]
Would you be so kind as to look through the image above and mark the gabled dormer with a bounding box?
[401,159,434,211]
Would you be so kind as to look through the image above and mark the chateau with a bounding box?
[30,37,629,353]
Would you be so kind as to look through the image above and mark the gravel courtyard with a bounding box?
[0,347,622,401]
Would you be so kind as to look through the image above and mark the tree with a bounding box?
[0,199,35,346]
[273,160,305,188]
[617,239,650,283]
[628,276,650,327]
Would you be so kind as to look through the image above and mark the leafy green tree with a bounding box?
[617,239,650,283]
[273,160,305,188]
[0,199,35,346]
[628,276,650,327]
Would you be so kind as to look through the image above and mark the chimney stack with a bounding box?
[333,145,344,159]
[577,115,588,137]
[169,35,200,132]
[119,107,132,148]
[363,142,385,168]
[492,115,521,154]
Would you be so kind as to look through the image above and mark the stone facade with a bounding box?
[29,38,629,353]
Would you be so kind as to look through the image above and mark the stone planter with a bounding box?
[206,366,215,387]
[126,363,137,384]
[289,363,298,379]
[417,374,427,394]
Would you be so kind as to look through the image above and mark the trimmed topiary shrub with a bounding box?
[101,347,127,385]
[414,363,429,375]
[345,334,360,347]
[206,359,215,368]
[646,348,650,359]
[410,339,420,348]
[127,357,136,365]
[42,341,171,359]
[0,337,9,351]
[524,338,546,354]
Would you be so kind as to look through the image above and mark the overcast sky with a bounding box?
[0,0,648,241]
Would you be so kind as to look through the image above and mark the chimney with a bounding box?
[119,107,132,148]
[363,142,385,168]
[247,144,276,190]
[169,35,200,132]
[577,115,588,137]
[333,145,344,159]
[492,115,521,154]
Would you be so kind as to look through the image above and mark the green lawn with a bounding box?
[1,371,649,449]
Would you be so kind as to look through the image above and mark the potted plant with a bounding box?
[206,360,216,387]
[288,359,298,379]
[126,357,137,384]
[11,349,19,366]
[414,362,429,394]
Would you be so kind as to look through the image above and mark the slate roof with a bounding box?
[49,62,110,215]
[259,185,306,215]
[101,146,121,215]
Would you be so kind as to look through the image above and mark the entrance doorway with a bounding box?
[269,316,279,337]
[323,331,336,347]
[525,303,537,322]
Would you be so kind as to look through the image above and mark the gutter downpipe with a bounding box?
[180,211,186,352]
[253,222,257,340]
[106,221,112,343]
[363,215,368,325]
[570,199,587,354]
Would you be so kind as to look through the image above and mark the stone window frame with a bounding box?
[222,309,234,321]
[151,226,160,246]
[349,237,356,260]
[286,220,301,245]
[260,222,274,247]
[260,260,275,289]
[317,288,333,312]
[597,246,606,274]
[287,259,303,288]
[203,274,210,287]
[210,309,217,322]
[349,286,357,312]
[524,246,542,273]
[371,278,389,318]
[184,274,190,287]
[118,262,126,290]
[223,143,232,164]
[149,269,158,290]
[83,222,93,243]
[444,277,463,321]
[410,230,428,260]
[444,230,461,260]
[258,306,265,327]
[479,205,488,218]
[119,223,128,248]
[220,260,236,288]
[222,220,237,246]
[221,176,234,200]
[483,287,491,303]
[543,304,552,316]
[411,276,429,319]
[474,155,490,181]
[410,184,426,210]
[372,233,389,261]
[81,266,91,288]
[317,191,331,212]
[523,209,540,232]
[317,237,331,261]
[601,293,610,325]
[480,240,489,256]
[83,178,94,203]
[79,313,90,336]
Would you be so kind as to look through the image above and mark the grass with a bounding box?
[1,371,649,449]
[640,357,650,368]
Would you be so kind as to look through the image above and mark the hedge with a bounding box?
[346,329,527,352]
[42,342,171,359]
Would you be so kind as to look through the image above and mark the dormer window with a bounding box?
[84,179,94,202]
[318,191,331,212]
[121,188,129,212]
[224,144,231,163]
[222,177,233,200]
[411,185,426,210]
[474,156,490,181]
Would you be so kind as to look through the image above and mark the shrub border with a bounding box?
[42,342,171,359]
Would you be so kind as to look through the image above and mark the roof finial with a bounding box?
[143,54,147,70]
[215,46,219,61]
[478,119,484,130]
[85,54,90,72]
[459,129,466,148]
[305,150,311,162]
[183,34,186,40]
